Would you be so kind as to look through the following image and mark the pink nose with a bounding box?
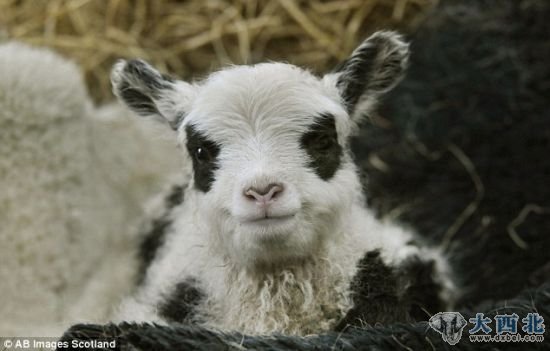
[244,183,284,205]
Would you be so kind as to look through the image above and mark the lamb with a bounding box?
[111,31,456,336]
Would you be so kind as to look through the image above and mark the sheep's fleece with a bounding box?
[0,41,181,336]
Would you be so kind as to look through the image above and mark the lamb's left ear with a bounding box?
[324,31,409,120]
[111,59,195,130]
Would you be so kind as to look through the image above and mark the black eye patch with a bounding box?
[185,125,220,192]
[300,113,343,180]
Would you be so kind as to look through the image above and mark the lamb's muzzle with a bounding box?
[244,183,284,215]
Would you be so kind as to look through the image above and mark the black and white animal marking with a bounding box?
[136,184,185,284]
[112,31,456,335]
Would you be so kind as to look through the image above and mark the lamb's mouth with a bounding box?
[243,214,296,226]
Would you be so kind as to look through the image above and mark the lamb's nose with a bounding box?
[244,183,284,204]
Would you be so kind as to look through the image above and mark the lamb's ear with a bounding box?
[324,31,409,120]
[111,59,195,130]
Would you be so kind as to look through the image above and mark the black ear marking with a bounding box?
[334,50,377,112]
[122,59,174,97]
[111,59,186,130]
[334,31,409,116]
[301,113,343,181]
[117,79,160,117]
[185,125,221,192]
[113,59,173,114]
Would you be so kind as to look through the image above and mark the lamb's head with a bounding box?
[111,31,409,269]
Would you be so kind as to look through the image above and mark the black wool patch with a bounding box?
[185,125,220,192]
[137,184,185,284]
[397,255,445,320]
[165,184,185,208]
[334,250,407,330]
[335,249,447,331]
[300,113,343,181]
[158,278,204,323]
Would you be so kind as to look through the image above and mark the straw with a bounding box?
[0,0,436,102]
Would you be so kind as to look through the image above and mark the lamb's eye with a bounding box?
[194,146,212,164]
[314,134,335,151]
[305,132,335,151]
[186,125,220,192]
[300,114,342,181]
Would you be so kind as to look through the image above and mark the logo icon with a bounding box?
[429,312,467,345]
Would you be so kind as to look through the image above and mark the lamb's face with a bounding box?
[179,64,355,266]
[111,31,409,268]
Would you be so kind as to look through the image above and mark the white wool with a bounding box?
[0,42,181,336]
[202,258,351,335]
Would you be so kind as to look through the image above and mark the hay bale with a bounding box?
[0,0,435,102]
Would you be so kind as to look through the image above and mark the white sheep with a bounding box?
[0,41,181,336]
[112,31,456,336]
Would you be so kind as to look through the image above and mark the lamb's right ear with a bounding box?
[111,59,195,130]
[324,31,409,121]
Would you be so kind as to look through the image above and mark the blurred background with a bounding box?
[0,0,435,102]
